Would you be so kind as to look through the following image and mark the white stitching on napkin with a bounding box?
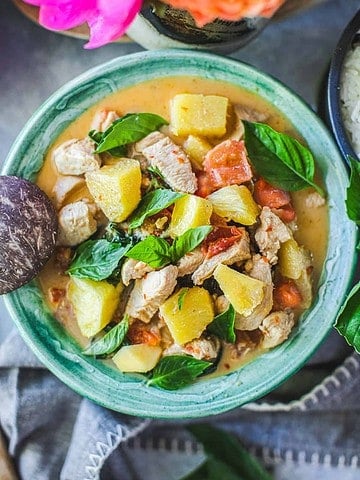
[84,418,151,480]
[242,354,360,412]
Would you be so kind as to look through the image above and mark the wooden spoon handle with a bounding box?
[0,431,18,480]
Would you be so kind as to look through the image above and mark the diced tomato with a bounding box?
[253,178,296,223]
[203,140,253,188]
[272,204,296,223]
[202,225,243,258]
[253,177,291,208]
[48,287,66,304]
[127,321,161,347]
[273,279,302,310]
[195,171,215,197]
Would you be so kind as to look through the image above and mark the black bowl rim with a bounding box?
[327,8,360,164]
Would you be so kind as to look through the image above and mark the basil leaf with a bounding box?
[207,304,236,343]
[95,113,168,154]
[334,282,360,353]
[89,129,127,157]
[88,129,103,144]
[128,189,184,229]
[83,316,129,356]
[67,239,131,280]
[126,236,172,268]
[171,226,212,262]
[188,425,273,480]
[346,156,360,224]
[125,226,211,268]
[104,223,133,246]
[147,355,211,390]
[243,121,324,196]
[178,288,189,310]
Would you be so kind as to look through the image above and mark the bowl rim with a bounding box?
[2,49,358,418]
[327,9,360,163]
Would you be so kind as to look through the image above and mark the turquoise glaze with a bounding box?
[1,50,358,418]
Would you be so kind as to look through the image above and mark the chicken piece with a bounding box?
[227,104,267,141]
[57,200,97,246]
[176,249,205,277]
[233,104,269,123]
[214,294,229,314]
[91,109,119,132]
[140,132,197,193]
[53,138,101,176]
[192,231,251,285]
[52,175,85,208]
[121,258,154,286]
[255,207,292,265]
[163,335,221,361]
[135,131,164,153]
[259,311,295,349]
[228,330,262,360]
[304,191,326,209]
[235,255,273,330]
[125,265,178,323]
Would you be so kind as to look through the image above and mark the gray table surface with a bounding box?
[1,0,358,356]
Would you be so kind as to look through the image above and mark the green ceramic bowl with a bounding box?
[1,50,357,418]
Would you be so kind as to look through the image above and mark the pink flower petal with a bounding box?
[85,0,142,49]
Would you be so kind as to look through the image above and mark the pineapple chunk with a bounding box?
[112,344,162,373]
[85,159,141,222]
[207,185,260,225]
[278,239,305,280]
[170,94,228,137]
[183,135,212,170]
[168,194,213,238]
[159,287,214,345]
[68,277,122,338]
[213,264,265,317]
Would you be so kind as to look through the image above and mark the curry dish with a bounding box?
[36,76,328,390]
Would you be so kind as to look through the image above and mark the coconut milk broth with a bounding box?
[36,76,329,370]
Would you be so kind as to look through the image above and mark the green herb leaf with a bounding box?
[171,226,212,262]
[125,226,212,268]
[126,236,172,268]
[128,189,184,229]
[95,113,168,154]
[334,281,360,353]
[346,156,360,224]
[187,425,273,480]
[182,457,244,480]
[178,288,189,310]
[243,121,324,196]
[88,129,103,144]
[67,239,131,280]
[207,304,236,343]
[104,223,133,245]
[89,128,127,157]
[83,316,129,356]
[147,355,211,390]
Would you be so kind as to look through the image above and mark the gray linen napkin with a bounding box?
[0,328,359,480]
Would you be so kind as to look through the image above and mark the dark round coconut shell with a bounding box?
[0,176,58,294]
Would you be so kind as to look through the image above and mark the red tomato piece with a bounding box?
[253,177,291,209]
[127,321,161,347]
[203,140,253,188]
[195,171,215,198]
[202,226,243,258]
[274,280,302,310]
[272,204,297,223]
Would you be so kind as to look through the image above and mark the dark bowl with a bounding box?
[327,9,360,164]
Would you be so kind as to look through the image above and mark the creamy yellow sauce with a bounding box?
[37,76,328,373]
